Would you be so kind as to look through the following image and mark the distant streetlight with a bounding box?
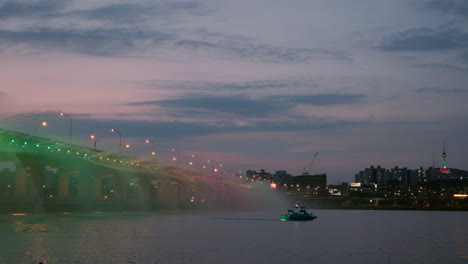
[145,139,156,165]
[110,128,122,150]
[171,148,178,163]
[59,112,73,144]
[207,160,215,174]
[90,134,97,149]
[34,121,47,136]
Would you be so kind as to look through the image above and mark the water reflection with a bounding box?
[0,210,467,264]
[454,213,468,260]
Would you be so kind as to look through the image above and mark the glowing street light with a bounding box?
[110,128,122,150]
[145,139,157,165]
[90,134,97,149]
[171,148,179,165]
[206,160,215,174]
[59,112,72,144]
[34,121,47,136]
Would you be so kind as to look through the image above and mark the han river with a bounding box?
[0,209,467,264]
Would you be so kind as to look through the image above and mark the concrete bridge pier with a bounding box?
[57,172,71,200]
[15,154,45,213]
[134,173,152,210]
[75,167,97,211]
[14,165,28,198]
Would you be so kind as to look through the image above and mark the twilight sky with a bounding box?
[1,0,467,183]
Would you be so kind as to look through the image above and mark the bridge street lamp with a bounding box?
[145,139,156,165]
[124,144,131,155]
[33,121,47,136]
[171,148,178,164]
[189,154,203,171]
[59,112,72,144]
[207,160,215,175]
[90,134,97,150]
[110,128,122,151]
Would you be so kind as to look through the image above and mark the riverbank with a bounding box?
[285,194,468,211]
[1,195,467,214]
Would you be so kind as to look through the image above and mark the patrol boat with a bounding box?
[280,205,317,221]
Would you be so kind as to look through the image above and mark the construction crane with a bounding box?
[303,152,318,175]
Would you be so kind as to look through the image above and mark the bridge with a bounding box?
[0,128,251,213]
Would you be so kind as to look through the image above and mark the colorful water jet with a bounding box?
[0,124,286,214]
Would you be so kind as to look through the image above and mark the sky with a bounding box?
[0,0,467,184]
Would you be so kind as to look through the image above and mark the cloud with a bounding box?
[71,115,365,141]
[415,87,468,94]
[128,94,287,118]
[462,52,468,64]
[0,25,346,62]
[174,39,351,63]
[412,62,467,71]
[425,0,468,20]
[273,94,366,106]
[0,1,349,63]
[379,27,468,51]
[0,0,68,19]
[0,0,201,22]
[128,93,366,120]
[148,79,316,92]
[1,110,366,141]
[253,119,366,132]
[0,27,173,56]
[68,2,202,24]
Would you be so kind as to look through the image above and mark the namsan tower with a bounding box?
[440,141,450,173]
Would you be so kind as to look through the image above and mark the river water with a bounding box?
[0,209,466,264]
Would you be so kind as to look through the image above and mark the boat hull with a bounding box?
[280,214,317,221]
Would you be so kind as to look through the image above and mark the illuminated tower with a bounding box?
[442,141,447,169]
[439,141,450,174]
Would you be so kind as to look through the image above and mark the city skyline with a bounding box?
[1,0,467,184]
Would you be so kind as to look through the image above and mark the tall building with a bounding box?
[417,167,428,184]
